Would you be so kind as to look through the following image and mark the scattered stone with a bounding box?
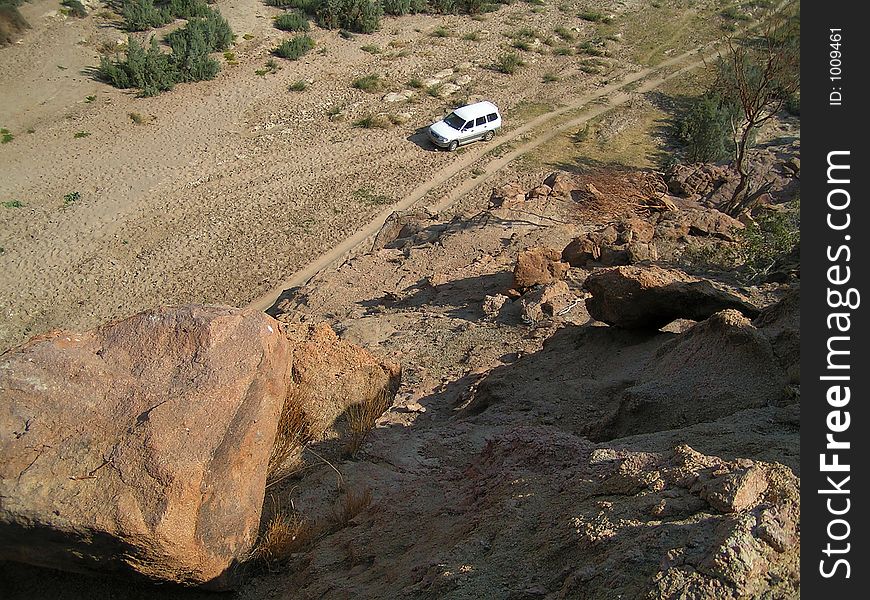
[519,281,571,323]
[697,466,769,513]
[512,247,570,291]
[436,83,460,98]
[482,294,509,319]
[526,184,552,200]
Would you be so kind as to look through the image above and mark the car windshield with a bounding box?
[443,113,466,130]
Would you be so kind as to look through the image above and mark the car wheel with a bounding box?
[448,140,459,152]
[483,130,495,142]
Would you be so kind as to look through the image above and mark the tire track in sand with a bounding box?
[248,1,794,312]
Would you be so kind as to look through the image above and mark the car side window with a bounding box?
[487,113,498,122]
[476,117,487,126]
[462,121,473,131]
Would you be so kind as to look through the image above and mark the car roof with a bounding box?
[452,101,499,121]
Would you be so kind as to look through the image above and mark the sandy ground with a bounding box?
[0,0,769,351]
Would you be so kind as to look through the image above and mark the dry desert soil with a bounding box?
[1,0,779,352]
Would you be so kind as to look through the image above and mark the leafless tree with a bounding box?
[719,21,800,216]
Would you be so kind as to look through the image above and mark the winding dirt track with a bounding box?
[248,4,785,312]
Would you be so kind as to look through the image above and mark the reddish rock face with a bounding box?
[0,305,292,588]
[512,247,570,291]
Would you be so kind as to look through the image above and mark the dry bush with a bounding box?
[267,394,314,484]
[344,387,391,456]
[250,512,318,570]
[330,487,373,527]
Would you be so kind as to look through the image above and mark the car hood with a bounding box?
[429,120,459,140]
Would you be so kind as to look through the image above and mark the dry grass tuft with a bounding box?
[267,395,313,484]
[250,512,318,570]
[344,387,392,456]
[331,487,373,527]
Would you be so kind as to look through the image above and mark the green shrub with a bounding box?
[274,34,315,59]
[494,52,523,74]
[274,10,309,31]
[578,10,611,23]
[121,0,171,31]
[677,92,742,162]
[98,37,178,96]
[382,0,412,15]
[0,128,12,144]
[428,0,456,13]
[164,9,232,80]
[121,0,212,32]
[352,73,382,91]
[288,80,309,91]
[99,8,232,95]
[315,0,382,34]
[553,26,574,41]
[681,201,799,280]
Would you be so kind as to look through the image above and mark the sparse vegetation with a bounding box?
[120,0,212,32]
[274,34,315,59]
[250,512,317,569]
[554,26,574,41]
[1,128,12,144]
[274,10,309,32]
[430,26,451,38]
[128,112,146,124]
[494,52,523,74]
[99,8,234,95]
[73,131,91,138]
[288,79,309,91]
[542,72,559,83]
[361,43,381,54]
[721,6,751,21]
[315,0,383,34]
[63,191,81,206]
[578,9,612,23]
[354,114,388,128]
[681,200,800,281]
[462,31,481,41]
[2,200,23,208]
[352,73,383,92]
[352,187,392,204]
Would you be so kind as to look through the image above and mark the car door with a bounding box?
[459,120,476,144]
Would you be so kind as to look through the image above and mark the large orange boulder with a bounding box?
[0,306,291,588]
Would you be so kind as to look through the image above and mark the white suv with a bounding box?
[428,101,502,151]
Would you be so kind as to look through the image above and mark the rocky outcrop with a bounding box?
[372,209,442,251]
[665,142,801,210]
[561,208,742,269]
[0,306,291,588]
[512,247,570,291]
[584,265,759,329]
